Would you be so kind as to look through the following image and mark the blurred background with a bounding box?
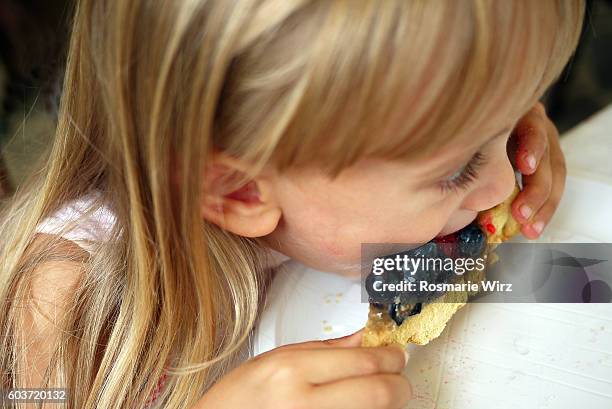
[0,0,611,199]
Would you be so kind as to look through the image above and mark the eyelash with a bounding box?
[438,151,487,194]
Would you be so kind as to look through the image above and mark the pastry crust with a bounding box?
[477,184,521,244]
[362,183,520,347]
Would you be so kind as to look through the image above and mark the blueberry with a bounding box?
[457,223,486,258]
[388,302,424,326]
[399,242,440,280]
[409,302,422,316]
[405,242,439,259]
[366,271,398,304]
[388,303,403,325]
[369,224,486,326]
[368,240,454,308]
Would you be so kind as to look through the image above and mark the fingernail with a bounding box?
[395,346,409,367]
[531,221,545,235]
[525,154,536,170]
[339,329,362,340]
[519,204,532,219]
[327,330,363,346]
[403,349,410,367]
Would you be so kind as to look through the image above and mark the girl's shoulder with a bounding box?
[35,190,116,253]
[32,194,172,406]
[19,193,108,389]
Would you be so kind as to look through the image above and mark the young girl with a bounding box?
[0,0,584,408]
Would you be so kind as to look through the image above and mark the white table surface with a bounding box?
[561,104,612,183]
[405,105,612,409]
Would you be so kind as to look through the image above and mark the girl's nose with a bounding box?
[461,158,517,212]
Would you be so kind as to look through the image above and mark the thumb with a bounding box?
[322,328,364,347]
[276,328,364,352]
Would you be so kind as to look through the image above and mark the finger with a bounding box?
[323,328,365,347]
[290,345,408,384]
[511,144,552,231]
[308,373,412,409]
[273,328,364,352]
[509,109,549,175]
[521,132,566,239]
[532,101,547,117]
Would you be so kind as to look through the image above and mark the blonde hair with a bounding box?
[0,0,584,407]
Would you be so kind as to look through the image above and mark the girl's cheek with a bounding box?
[323,239,346,257]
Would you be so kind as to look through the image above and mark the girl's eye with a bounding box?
[438,151,487,194]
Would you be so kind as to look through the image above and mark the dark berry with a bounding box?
[409,302,422,316]
[368,240,454,307]
[366,252,407,304]
[405,242,439,259]
[457,223,486,258]
[395,242,450,304]
[387,302,424,326]
[388,303,403,325]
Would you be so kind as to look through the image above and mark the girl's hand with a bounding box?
[193,330,412,409]
[507,102,567,239]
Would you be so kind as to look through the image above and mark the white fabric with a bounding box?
[34,191,116,253]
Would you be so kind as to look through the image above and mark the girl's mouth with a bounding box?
[367,220,488,326]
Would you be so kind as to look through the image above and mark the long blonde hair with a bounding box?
[0,0,584,407]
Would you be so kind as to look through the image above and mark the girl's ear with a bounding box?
[200,154,282,238]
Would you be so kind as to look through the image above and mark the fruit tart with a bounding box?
[362,184,520,347]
